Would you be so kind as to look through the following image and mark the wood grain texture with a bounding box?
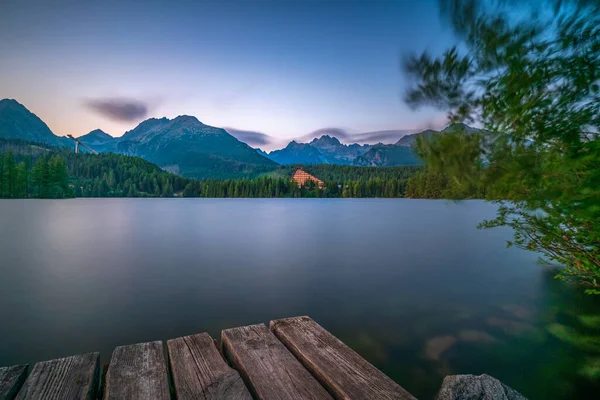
[221,324,332,400]
[270,316,417,400]
[15,353,99,400]
[167,333,251,399]
[105,341,170,400]
[0,365,28,400]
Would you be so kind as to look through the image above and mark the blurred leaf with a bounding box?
[402,0,600,293]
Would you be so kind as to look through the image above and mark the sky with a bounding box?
[0,0,457,149]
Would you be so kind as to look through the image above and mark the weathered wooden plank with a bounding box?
[221,323,332,400]
[0,365,28,400]
[167,332,251,399]
[105,341,170,400]
[271,316,417,400]
[15,353,99,400]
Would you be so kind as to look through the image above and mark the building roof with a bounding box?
[292,168,324,188]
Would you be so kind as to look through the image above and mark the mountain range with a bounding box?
[0,98,484,178]
[266,135,372,165]
[262,123,485,166]
[0,99,67,147]
[225,127,413,149]
[80,115,276,178]
[78,129,114,147]
[263,132,424,167]
[0,99,275,179]
[265,136,423,167]
[353,123,485,166]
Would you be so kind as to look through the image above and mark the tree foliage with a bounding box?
[1,139,422,199]
[182,174,412,198]
[67,153,190,197]
[0,150,71,198]
[0,139,190,198]
[403,0,600,293]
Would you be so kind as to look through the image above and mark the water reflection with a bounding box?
[0,199,598,399]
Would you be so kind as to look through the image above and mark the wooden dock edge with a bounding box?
[104,341,170,400]
[2,316,420,400]
[167,332,251,399]
[15,352,99,400]
[0,364,28,400]
[270,316,417,400]
[221,323,332,399]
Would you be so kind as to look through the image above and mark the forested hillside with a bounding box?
[259,164,421,180]
[301,165,421,181]
[1,138,424,198]
[0,149,71,198]
[0,139,190,198]
[86,115,277,179]
[353,144,422,166]
[68,153,190,197]
[182,164,422,198]
[404,167,485,199]
[182,175,411,198]
[0,99,277,180]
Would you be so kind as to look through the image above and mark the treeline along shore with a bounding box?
[0,138,478,199]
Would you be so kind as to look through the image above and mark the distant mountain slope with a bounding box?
[78,129,114,146]
[396,123,483,147]
[0,98,485,177]
[78,129,117,152]
[119,117,171,143]
[0,137,191,198]
[353,144,423,166]
[395,129,438,147]
[355,124,484,166]
[267,141,330,164]
[115,115,276,179]
[0,137,58,157]
[308,135,371,163]
[0,99,64,146]
[266,135,372,165]
[224,128,274,148]
[256,148,269,157]
[0,99,277,179]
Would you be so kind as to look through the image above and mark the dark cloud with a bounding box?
[225,128,275,146]
[84,98,149,122]
[299,128,410,145]
[226,122,449,151]
[352,130,412,144]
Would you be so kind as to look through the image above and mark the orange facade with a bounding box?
[292,169,324,188]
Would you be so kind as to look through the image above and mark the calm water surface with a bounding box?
[0,199,598,399]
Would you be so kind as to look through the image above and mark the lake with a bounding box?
[0,199,598,399]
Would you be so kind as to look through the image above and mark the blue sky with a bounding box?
[0,0,456,148]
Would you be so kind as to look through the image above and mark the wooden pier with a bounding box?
[0,316,417,400]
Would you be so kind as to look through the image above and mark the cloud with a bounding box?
[304,128,351,140]
[84,98,149,122]
[352,130,413,144]
[224,128,275,147]
[225,118,452,151]
[293,128,350,144]
[298,128,410,145]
